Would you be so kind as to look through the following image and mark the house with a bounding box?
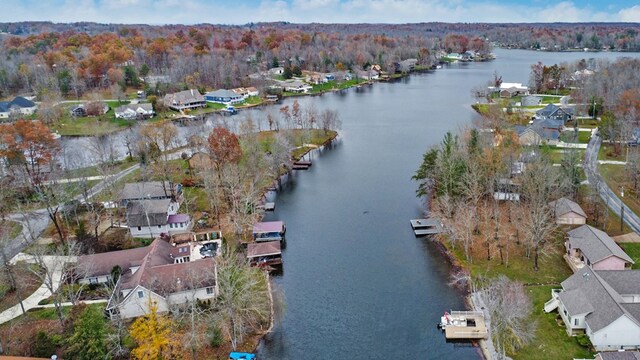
[204,89,244,104]
[535,104,574,123]
[596,351,640,360]
[105,238,217,319]
[120,181,182,206]
[0,96,37,119]
[284,81,312,93]
[549,197,587,225]
[268,67,284,76]
[114,103,154,120]
[546,267,640,351]
[332,71,353,81]
[515,125,560,146]
[69,105,87,117]
[355,69,379,81]
[163,89,206,111]
[230,87,259,99]
[253,221,286,242]
[77,246,151,285]
[396,58,418,73]
[521,95,542,107]
[491,82,529,98]
[247,241,282,268]
[565,225,634,271]
[305,72,326,85]
[533,118,564,132]
[126,198,190,238]
[143,75,171,87]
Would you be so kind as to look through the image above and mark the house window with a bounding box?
[563,309,567,316]
[158,225,162,228]
[137,290,144,298]
[89,278,98,284]
[138,226,141,231]
[206,287,214,295]
[574,318,578,326]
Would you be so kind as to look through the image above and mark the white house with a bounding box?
[163,89,206,111]
[546,268,640,351]
[126,198,191,238]
[284,81,312,93]
[114,103,155,120]
[105,239,217,319]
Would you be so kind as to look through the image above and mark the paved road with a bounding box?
[584,132,640,233]
[4,163,141,260]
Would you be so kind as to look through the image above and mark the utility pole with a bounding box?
[621,187,625,232]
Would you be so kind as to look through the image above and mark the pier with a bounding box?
[440,311,488,340]
[410,218,443,236]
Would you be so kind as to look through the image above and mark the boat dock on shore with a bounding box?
[438,311,488,340]
[410,218,443,236]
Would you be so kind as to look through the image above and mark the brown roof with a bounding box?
[79,246,151,278]
[120,239,215,294]
[247,241,281,258]
[170,244,191,258]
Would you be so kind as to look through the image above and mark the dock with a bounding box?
[257,202,275,212]
[293,160,312,167]
[440,311,488,340]
[292,164,310,170]
[410,218,443,236]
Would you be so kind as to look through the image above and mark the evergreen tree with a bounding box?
[65,306,109,360]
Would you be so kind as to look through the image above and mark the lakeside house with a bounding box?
[253,221,286,242]
[565,225,634,271]
[546,267,640,351]
[355,69,379,81]
[126,198,191,238]
[247,241,282,268]
[489,82,529,98]
[231,87,259,99]
[104,238,217,319]
[77,246,151,285]
[284,81,312,93]
[114,103,154,120]
[534,103,574,123]
[204,89,244,104]
[163,89,206,111]
[0,96,37,119]
[549,197,587,225]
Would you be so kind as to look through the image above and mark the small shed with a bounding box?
[252,221,286,242]
[549,197,587,225]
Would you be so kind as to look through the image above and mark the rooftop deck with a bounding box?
[442,311,488,340]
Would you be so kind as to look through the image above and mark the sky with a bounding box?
[1,0,640,24]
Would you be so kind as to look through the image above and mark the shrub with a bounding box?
[576,334,592,348]
[206,323,224,347]
[31,330,61,357]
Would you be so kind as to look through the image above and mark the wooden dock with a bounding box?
[441,311,488,340]
[293,160,312,167]
[410,218,443,236]
[292,164,310,170]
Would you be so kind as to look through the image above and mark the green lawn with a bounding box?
[52,100,135,136]
[515,286,593,360]
[64,158,138,179]
[598,144,627,162]
[559,131,590,144]
[598,164,640,221]
[619,243,640,269]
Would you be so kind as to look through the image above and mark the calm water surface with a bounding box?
[254,49,640,359]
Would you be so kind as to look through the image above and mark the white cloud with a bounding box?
[619,5,640,22]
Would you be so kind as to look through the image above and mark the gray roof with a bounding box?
[597,271,640,295]
[516,125,560,141]
[126,199,171,227]
[533,118,564,130]
[121,181,173,201]
[558,288,594,315]
[548,197,587,218]
[536,103,561,117]
[561,268,628,332]
[115,103,153,113]
[598,351,640,360]
[568,225,634,264]
[163,89,204,105]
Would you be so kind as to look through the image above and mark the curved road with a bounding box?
[584,132,640,233]
[5,163,140,260]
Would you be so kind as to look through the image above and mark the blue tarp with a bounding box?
[229,352,256,360]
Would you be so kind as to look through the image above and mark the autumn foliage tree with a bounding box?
[130,300,182,360]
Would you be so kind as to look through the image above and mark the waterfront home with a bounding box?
[105,238,217,320]
[521,95,542,107]
[247,241,282,268]
[231,87,259,99]
[355,69,379,81]
[545,267,640,351]
[565,225,634,272]
[126,198,191,238]
[0,96,37,119]
[120,181,182,207]
[284,81,312,93]
[77,246,151,285]
[515,125,560,146]
[114,103,154,120]
[490,82,529,98]
[253,221,286,242]
[204,89,244,104]
[305,72,326,85]
[534,103,574,123]
[163,89,206,111]
[549,197,587,225]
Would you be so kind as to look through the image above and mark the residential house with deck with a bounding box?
[126,198,190,238]
[515,124,560,146]
[549,197,587,225]
[105,238,217,319]
[565,225,634,272]
[163,89,206,111]
[120,181,182,207]
[284,81,312,93]
[546,267,640,351]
